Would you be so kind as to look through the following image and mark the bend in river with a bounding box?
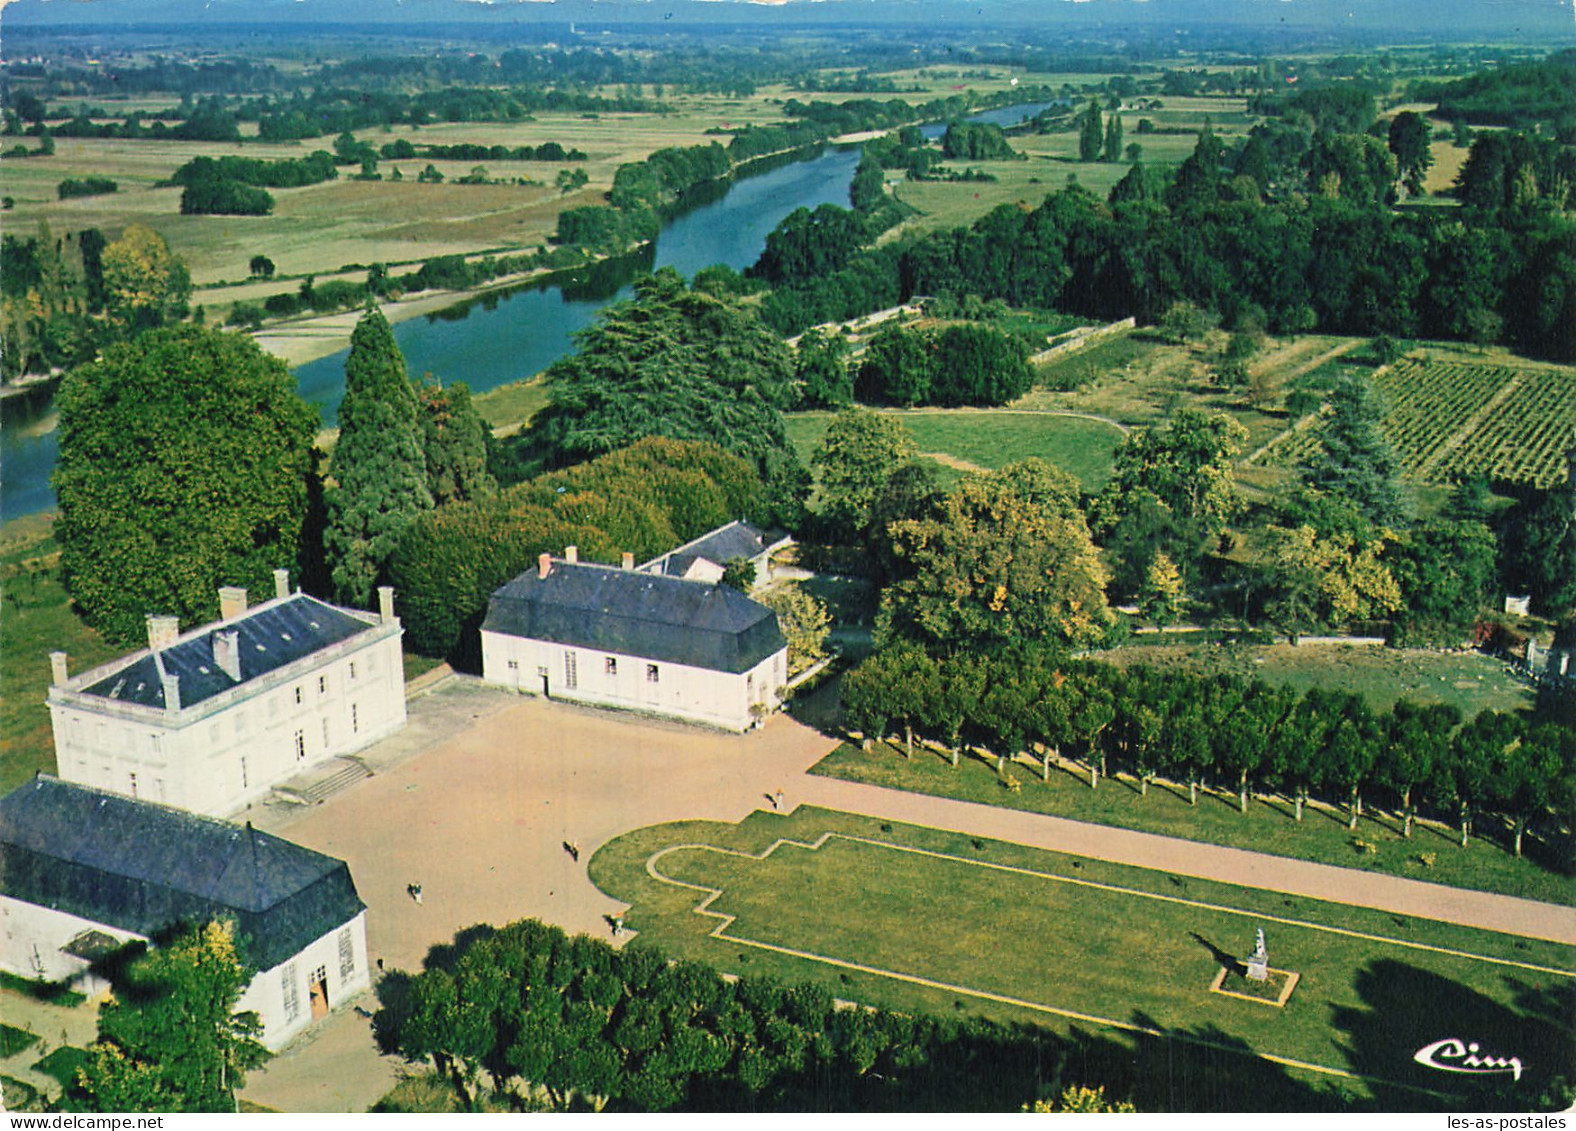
[0,102,1056,521]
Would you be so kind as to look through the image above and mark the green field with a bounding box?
[785,408,1126,492]
[0,516,120,796]
[591,806,1575,1109]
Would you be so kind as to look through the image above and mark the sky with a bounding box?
[2,0,1573,35]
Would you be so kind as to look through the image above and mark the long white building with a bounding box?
[48,572,406,817]
[481,549,788,732]
[0,777,370,1050]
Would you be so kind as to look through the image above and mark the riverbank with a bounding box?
[250,265,562,370]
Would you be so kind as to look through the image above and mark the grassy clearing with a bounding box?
[472,375,551,434]
[0,517,119,797]
[591,805,1574,1107]
[784,408,1124,492]
[1099,641,1536,718]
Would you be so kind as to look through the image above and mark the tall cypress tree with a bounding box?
[1103,113,1124,163]
[1079,101,1104,162]
[325,307,432,607]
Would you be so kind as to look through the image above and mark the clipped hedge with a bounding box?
[389,438,764,660]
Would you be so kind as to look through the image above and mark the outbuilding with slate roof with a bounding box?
[481,548,788,731]
[47,570,406,817]
[638,520,792,591]
[0,776,370,1049]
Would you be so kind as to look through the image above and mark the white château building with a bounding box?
[480,547,788,732]
[47,572,406,817]
[0,776,370,1050]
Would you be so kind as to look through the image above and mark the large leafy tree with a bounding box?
[54,324,316,645]
[812,407,917,543]
[325,306,433,608]
[533,268,796,478]
[1388,111,1434,197]
[101,223,191,329]
[78,921,267,1112]
[877,459,1112,652]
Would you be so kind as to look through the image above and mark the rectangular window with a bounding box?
[646,664,660,683]
[294,729,306,761]
[311,963,327,986]
[338,928,355,981]
[127,771,138,798]
[506,660,519,670]
[605,657,617,676]
[318,675,327,695]
[240,755,249,789]
[282,964,300,1021]
[294,686,302,706]
[564,651,578,690]
[349,661,357,681]
[351,703,359,734]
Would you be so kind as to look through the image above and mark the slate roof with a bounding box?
[0,778,365,972]
[79,595,377,711]
[483,562,786,674]
[649,521,780,579]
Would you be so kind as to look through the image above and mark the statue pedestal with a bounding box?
[1245,956,1269,982]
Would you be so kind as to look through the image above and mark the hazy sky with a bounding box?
[3,0,1573,34]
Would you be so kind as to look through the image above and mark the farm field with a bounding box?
[590,805,1575,1109]
[1266,348,1576,488]
[784,408,1126,491]
[1099,640,1536,718]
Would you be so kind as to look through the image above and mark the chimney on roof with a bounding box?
[219,586,248,621]
[213,630,242,682]
[564,545,578,564]
[538,552,552,580]
[49,651,68,687]
[274,569,291,601]
[146,614,180,652]
[162,672,181,714]
[621,552,634,571]
[378,586,395,625]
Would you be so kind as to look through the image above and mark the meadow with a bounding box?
[590,805,1575,1108]
[784,407,1126,491]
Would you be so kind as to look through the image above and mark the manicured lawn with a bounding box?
[30,1046,90,1091]
[812,734,1573,907]
[0,1024,40,1059]
[0,971,87,1007]
[785,408,1124,492]
[591,806,1574,1108]
[472,374,551,434]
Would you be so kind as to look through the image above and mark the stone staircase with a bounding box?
[271,757,372,807]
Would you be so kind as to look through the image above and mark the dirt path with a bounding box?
[236,682,1573,1110]
[792,776,1576,946]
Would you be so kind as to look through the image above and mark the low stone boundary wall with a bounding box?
[1029,316,1137,365]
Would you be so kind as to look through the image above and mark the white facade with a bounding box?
[239,911,371,1051]
[0,894,140,996]
[48,583,406,817]
[481,630,786,732]
[0,895,368,1050]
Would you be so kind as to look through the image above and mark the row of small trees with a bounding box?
[842,646,1574,859]
[375,916,1113,1112]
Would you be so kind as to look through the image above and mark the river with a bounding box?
[0,102,1055,520]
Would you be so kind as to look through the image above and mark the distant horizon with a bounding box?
[3,0,1574,41]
